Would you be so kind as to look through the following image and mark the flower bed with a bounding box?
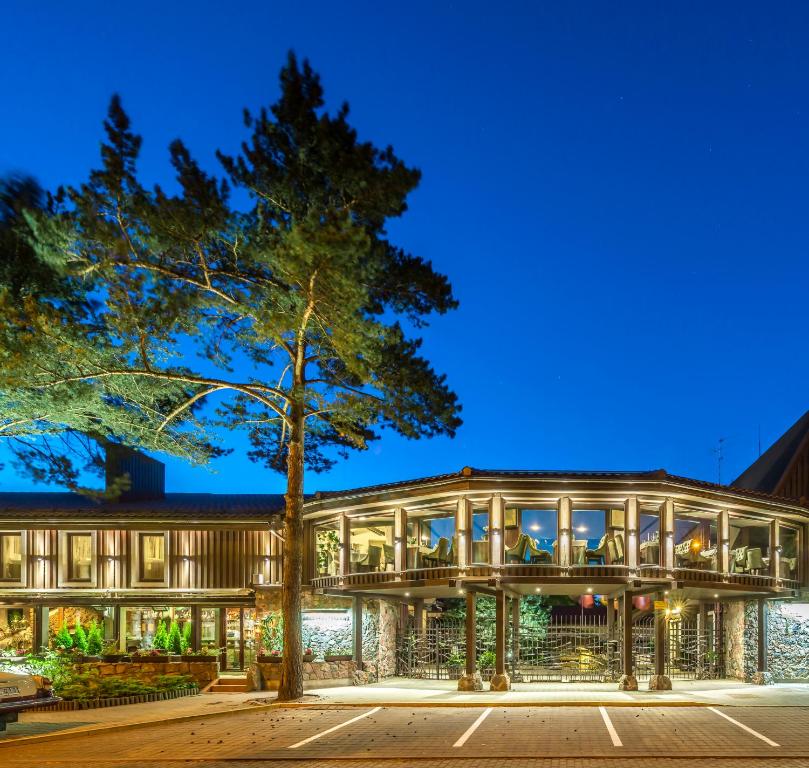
[38,686,199,711]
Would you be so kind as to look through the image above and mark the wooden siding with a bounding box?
[14,527,277,590]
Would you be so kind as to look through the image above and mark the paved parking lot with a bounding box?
[1,704,807,766]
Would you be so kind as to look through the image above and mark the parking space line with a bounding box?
[453,707,493,748]
[599,706,622,747]
[287,706,382,749]
[707,707,779,747]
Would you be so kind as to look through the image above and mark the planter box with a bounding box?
[131,654,168,663]
[74,655,102,663]
[257,655,282,663]
[101,654,129,663]
[324,654,352,662]
[303,654,315,662]
[181,655,215,662]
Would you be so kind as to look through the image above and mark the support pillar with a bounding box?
[413,598,425,633]
[456,497,473,569]
[661,499,675,572]
[489,495,505,566]
[490,589,510,690]
[458,591,482,690]
[718,510,730,574]
[353,596,363,667]
[511,596,520,678]
[618,591,637,690]
[752,598,771,684]
[558,497,572,567]
[394,507,407,574]
[339,514,350,579]
[649,591,672,690]
[625,496,639,570]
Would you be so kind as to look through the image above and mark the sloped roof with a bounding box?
[0,492,286,521]
[732,410,809,495]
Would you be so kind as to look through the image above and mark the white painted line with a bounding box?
[599,706,622,747]
[707,707,779,747]
[287,706,382,749]
[453,707,493,748]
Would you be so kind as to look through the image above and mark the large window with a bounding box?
[572,509,608,565]
[471,509,489,564]
[348,514,394,573]
[639,511,660,566]
[407,511,455,568]
[0,533,22,582]
[674,510,718,571]
[314,520,341,577]
[516,508,557,565]
[779,526,800,580]
[68,533,93,582]
[139,534,166,582]
[728,517,770,575]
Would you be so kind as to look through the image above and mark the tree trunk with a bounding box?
[278,399,304,701]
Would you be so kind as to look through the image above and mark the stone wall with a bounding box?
[249,659,357,691]
[72,660,219,689]
[724,600,809,682]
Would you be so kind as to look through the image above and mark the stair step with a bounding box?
[208,677,250,693]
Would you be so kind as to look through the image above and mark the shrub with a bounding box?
[167,620,183,655]
[73,622,89,655]
[478,650,496,670]
[152,620,168,651]
[53,622,73,651]
[86,620,104,656]
[181,621,192,654]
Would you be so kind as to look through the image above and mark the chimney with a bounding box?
[105,444,165,502]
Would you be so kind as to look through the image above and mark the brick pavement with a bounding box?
[1,705,808,765]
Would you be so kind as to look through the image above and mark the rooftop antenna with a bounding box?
[714,437,726,484]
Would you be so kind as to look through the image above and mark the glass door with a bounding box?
[225,607,243,669]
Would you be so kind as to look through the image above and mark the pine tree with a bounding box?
[53,621,73,651]
[180,621,192,654]
[167,621,183,655]
[73,622,88,655]
[152,620,168,651]
[0,54,461,700]
[86,619,104,655]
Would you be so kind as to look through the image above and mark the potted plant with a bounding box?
[258,648,282,664]
[131,648,168,663]
[303,647,315,662]
[181,645,219,662]
[324,647,352,662]
[101,640,128,663]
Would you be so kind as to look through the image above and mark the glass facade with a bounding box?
[348,514,394,573]
[406,511,455,567]
[517,508,557,564]
[314,519,341,577]
[674,511,718,570]
[471,508,489,564]
[780,526,800,580]
[0,606,33,655]
[728,516,771,575]
[639,511,661,566]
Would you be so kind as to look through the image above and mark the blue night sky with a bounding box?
[2,2,808,495]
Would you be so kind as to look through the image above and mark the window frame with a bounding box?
[130,531,169,588]
[0,531,26,586]
[58,530,97,587]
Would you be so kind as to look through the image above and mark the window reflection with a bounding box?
[349,514,394,573]
[728,517,770,575]
[674,511,718,570]
[639,512,660,566]
[780,527,799,580]
[406,512,455,568]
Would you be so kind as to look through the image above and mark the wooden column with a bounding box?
[770,520,780,579]
[625,497,639,570]
[399,602,409,631]
[757,598,768,673]
[511,596,520,675]
[192,605,202,652]
[495,589,506,675]
[654,592,666,676]
[661,499,675,571]
[339,513,350,578]
[622,592,634,675]
[718,510,730,574]
[394,507,407,574]
[353,596,363,666]
[456,497,473,569]
[489,495,505,566]
[465,591,477,677]
[270,532,281,584]
[606,597,615,638]
[558,497,572,567]
[413,598,425,633]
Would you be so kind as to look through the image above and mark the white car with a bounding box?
[0,670,59,732]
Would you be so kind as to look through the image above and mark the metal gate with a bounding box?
[628,613,723,680]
